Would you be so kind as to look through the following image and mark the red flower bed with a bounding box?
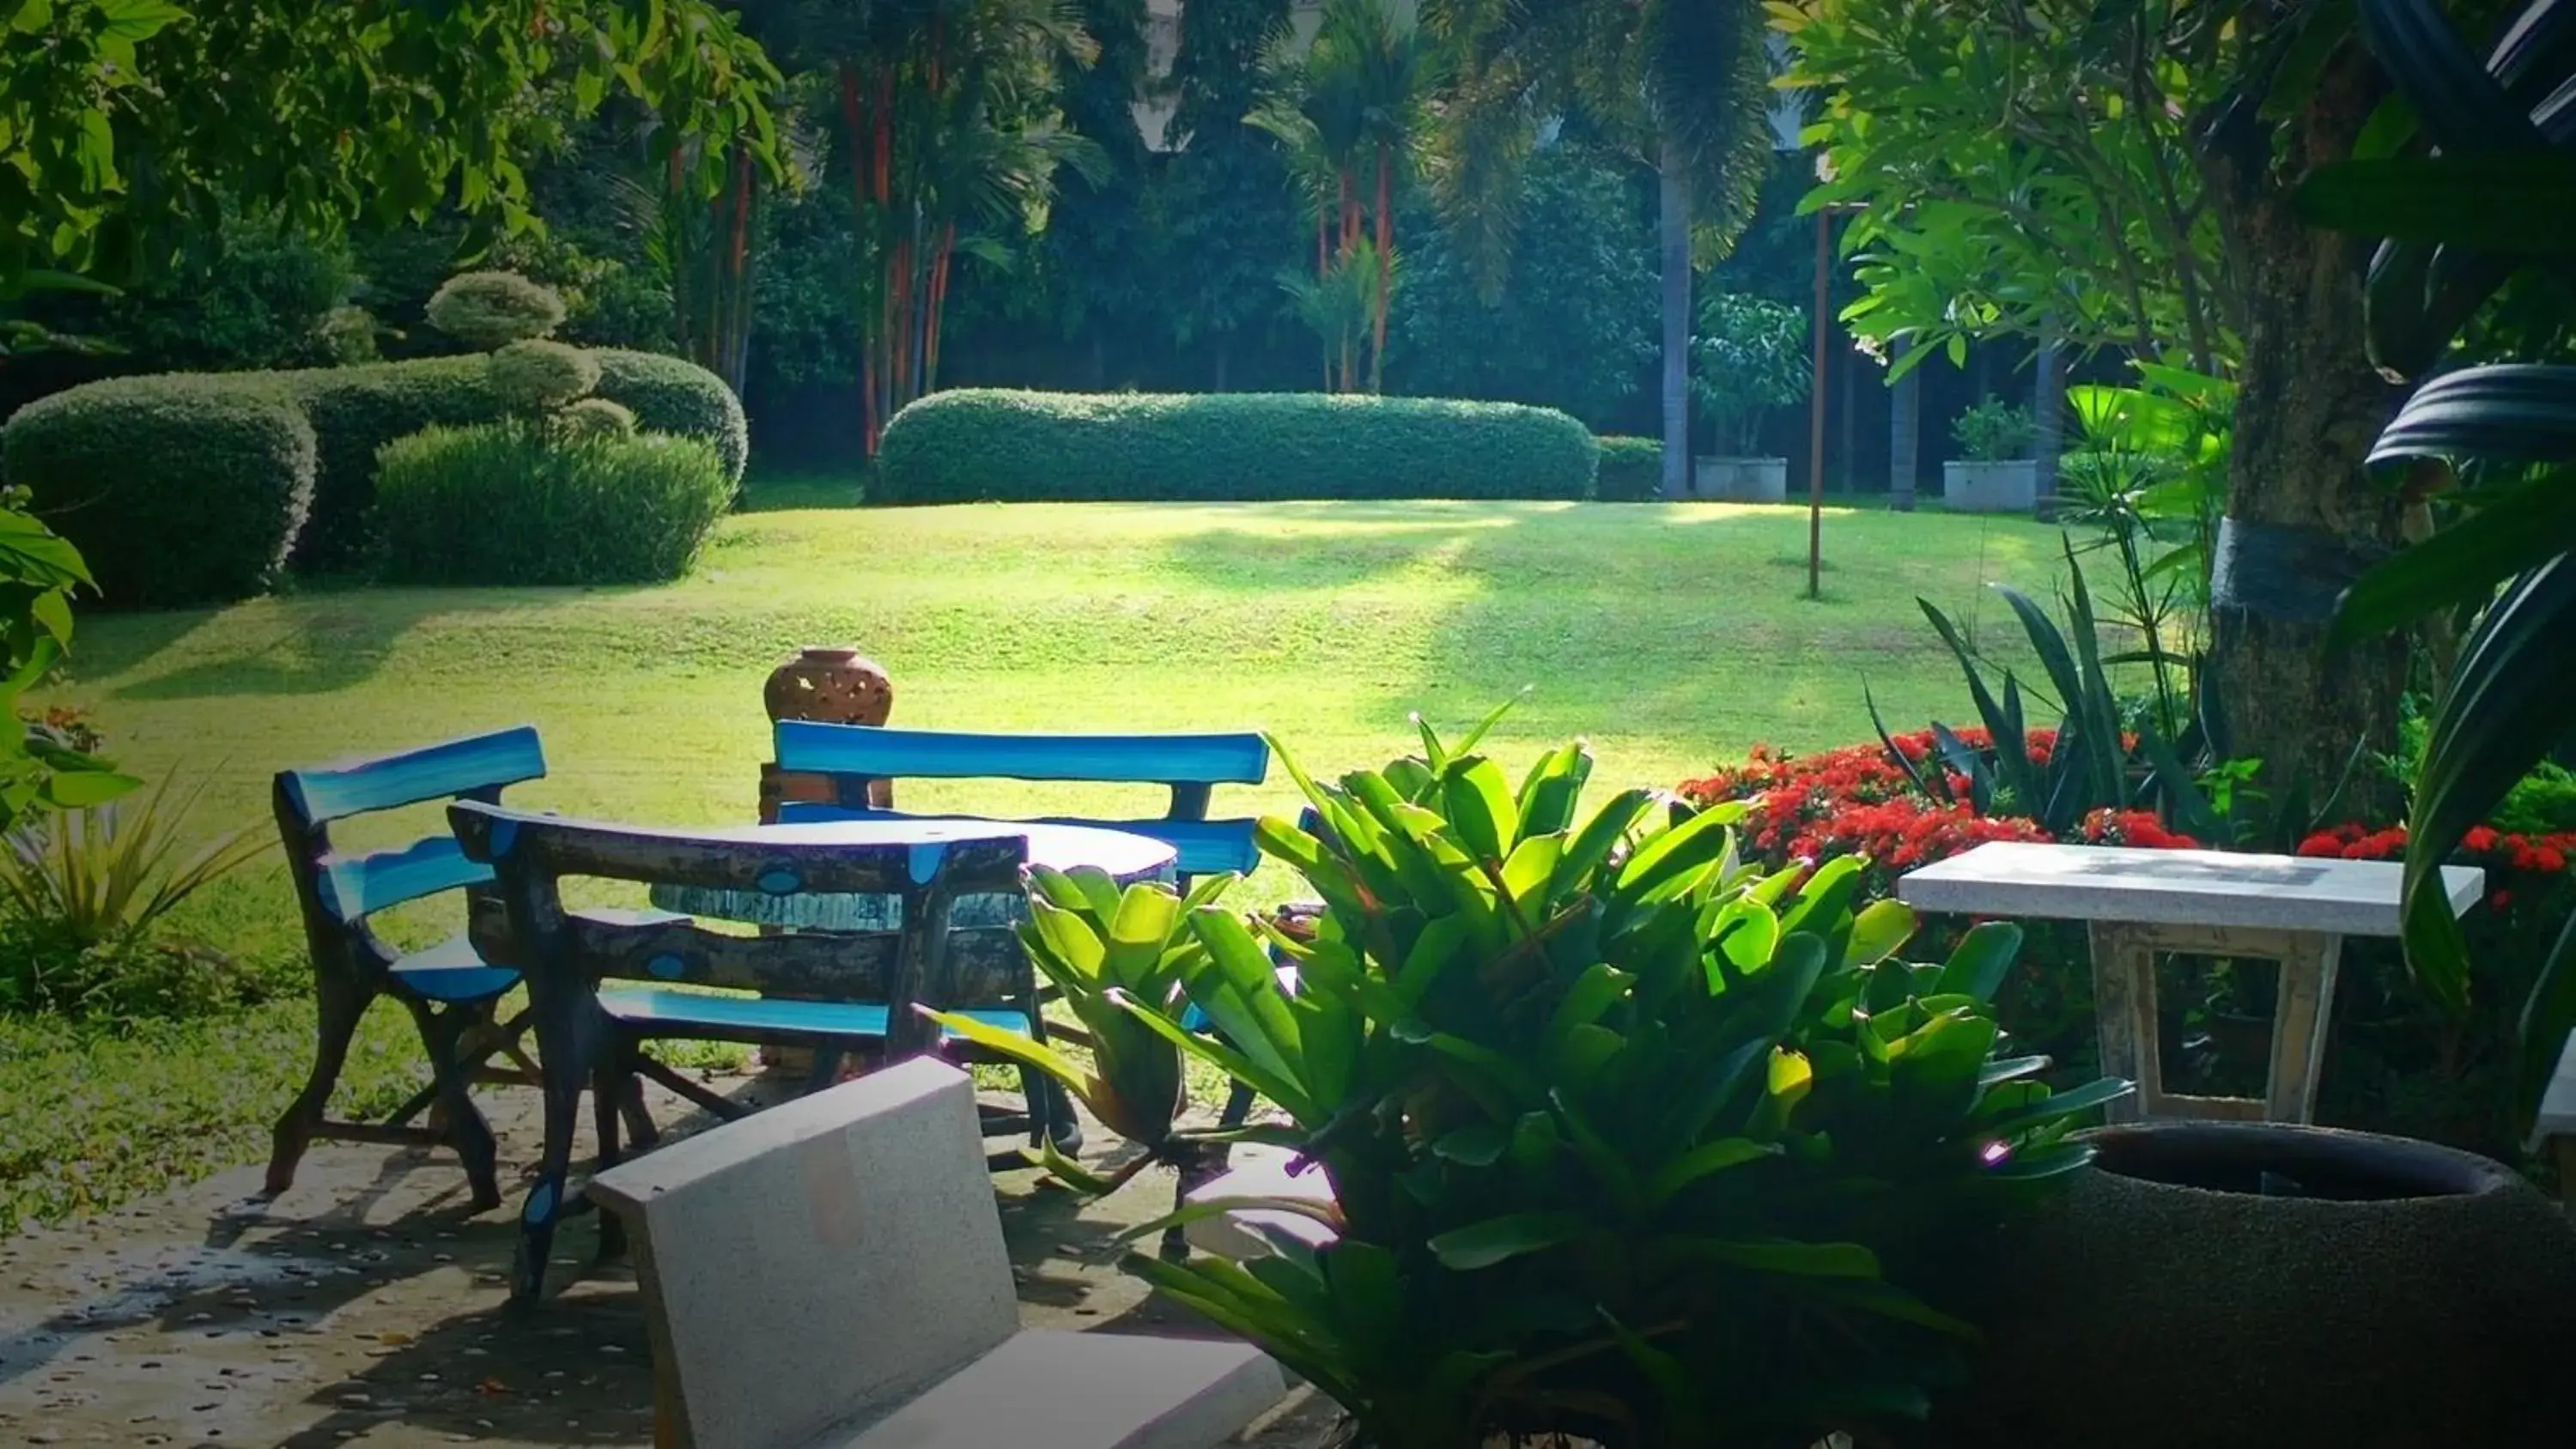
[1680,730,2576,912]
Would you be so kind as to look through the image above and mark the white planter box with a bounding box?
[1944,459,2040,513]
[1692,456,1789,503]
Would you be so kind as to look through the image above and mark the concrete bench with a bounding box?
[586,1058,1285,1449]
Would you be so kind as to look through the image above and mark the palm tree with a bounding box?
[745,0,1103,452]
[1250,0,1435,392]
[1429,0,1773,498]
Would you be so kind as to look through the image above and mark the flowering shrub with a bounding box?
[1682,733,2576,1167]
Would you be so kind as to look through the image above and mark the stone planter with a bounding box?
[1941,458,2039,512]
[1929,1121,2576,1446]
[1692,455,1789,503]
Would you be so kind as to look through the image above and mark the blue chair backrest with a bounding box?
[771,721,1270,883]
[275,726,548,930]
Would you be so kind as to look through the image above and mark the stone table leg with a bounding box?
[2087,922,2160,1125]
[2263,931,2343,1125]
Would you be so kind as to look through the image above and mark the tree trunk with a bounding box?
[1890,338,1919,512]
[2032,334,2064,518]
[2197,50,2405,814]
[1658,137,1692,501]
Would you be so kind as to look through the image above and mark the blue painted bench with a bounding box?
[447,799,1034,1305]
[268,726,552,1210]
[768,719,1278,1178]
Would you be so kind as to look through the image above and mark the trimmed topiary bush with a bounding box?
[374,421,732,585]
[591,349,750,484]
[0,377,317,608]
[1594,435,1664,502]
[3,349,748,582]
[489,340,602,414]
[555,397,638,440]
[876,391,1601,504]
[425,270,568,349]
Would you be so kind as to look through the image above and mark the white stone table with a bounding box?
[1898,842,2484,1125]
[2530,1033,2576,1210]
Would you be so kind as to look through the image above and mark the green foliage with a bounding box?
[1393,146,1658,428]
[426,270,570,351]
[489,339,603,413]
[556,397,640,441]
[20,209,378,372]
[0,374,316,608]
[1691,292,1809,456]
[1949,397,2033,462]
[1121,715,2123,1448]
[2307,0,2576,1129]
[1779,1,2238,375]
[877,390,1601,504]
[8,349,748,580]
[374,421,732,586]
[0,503,133,835]
[0,772,267,1019]
[590,348,751,484]
[926,867,1232,1191]
[1595,436,1666,503]
[3,1,781,288]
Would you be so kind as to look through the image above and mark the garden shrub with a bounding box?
[876,390,1600,504]
[590,349,750,484]
[1593,434,1664,501]
[0,376,315,608]
[556,397,638,440]
[425,270,567,349]
[489,340,602,413]
[374,421,732,585]
[288,355,503,568]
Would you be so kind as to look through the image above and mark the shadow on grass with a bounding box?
[85,588,584,702]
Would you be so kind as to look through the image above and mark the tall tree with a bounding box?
[1162,0,1298,388]
[1783,0,2409,806]
[3,0,781,288]
[749,0,1102,452]
[1251,0,1434,392]
[1430,0,1776,498]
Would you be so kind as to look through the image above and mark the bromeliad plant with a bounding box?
[1051,716,2127,1449]
[927,869,1232,1192]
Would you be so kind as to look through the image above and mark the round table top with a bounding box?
[702,815,1177,882]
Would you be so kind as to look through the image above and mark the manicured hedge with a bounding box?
[0,377,316,609]
[376,421,732,585]
[2,349,749,585]
[876,391,1600,504]
[1595,436,1665,502]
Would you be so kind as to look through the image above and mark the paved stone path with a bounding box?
[0,1070,1340,1449]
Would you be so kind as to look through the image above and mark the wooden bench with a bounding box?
[266,726,551,1210]
[586,1058,1285,1449]
[770,721,1273,1119]
[447,800,1035,1304]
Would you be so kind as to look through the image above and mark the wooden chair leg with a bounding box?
[617,1056,659,1150]
[265,972,372,1197]
[416,1003,504,1211]
[512,1008,596,1310]
[592,1063,629,1261]
[803,1046,846,1096]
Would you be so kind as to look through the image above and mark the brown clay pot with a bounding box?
[1928,1121,2576,1446]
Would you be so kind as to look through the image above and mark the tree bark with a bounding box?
[2032,334,2064,517]
[2197,49,2405,814]
[1659,136,1692,501]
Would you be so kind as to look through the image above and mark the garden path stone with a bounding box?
[0,1070,1343,1447]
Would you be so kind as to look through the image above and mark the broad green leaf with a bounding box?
[1935,921,2023,1002]
[1443,757,1518,862]
[1428,1212,1585,1270]
[1844,898,1917,967]
[1668,1236,1879,1277]
[1643,1137,1778,1209]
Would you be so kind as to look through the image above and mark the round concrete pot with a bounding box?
[1929,1121,2576,1447]
[1691,455,1789,503]
[1941,458,2038,512]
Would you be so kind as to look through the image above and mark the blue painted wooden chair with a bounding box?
[268,726,551,1211]
[769,721,1275,1138]
[447,799,1034,1305]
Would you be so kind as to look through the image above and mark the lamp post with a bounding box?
[1806,153,1859,603]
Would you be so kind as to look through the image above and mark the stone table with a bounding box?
[1897,841,2484,1125]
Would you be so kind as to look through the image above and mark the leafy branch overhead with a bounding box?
[2302,0,2576,1129]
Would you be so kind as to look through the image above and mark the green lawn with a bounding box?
[9,492,2061,1230]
